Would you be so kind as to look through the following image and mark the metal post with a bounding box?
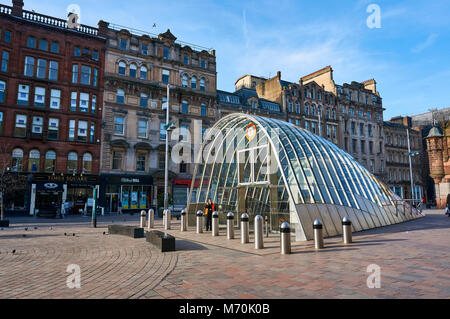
[196,210,203,234]
[212,211,219,236]
[165,209,171,230]
[91,186,97,228]
[148,209,154,230]
[162,209,166,228]
[254,215,264,249]
[407,128,415,201]
[140,210,146,228]
[181,209,187,232]
[280,222,291,255]
[164,84,170,211]
[342,216,352,244]
[227,212,234,239]
[314,219,324,249]
[265,215,269,238]
[241,213,249,244]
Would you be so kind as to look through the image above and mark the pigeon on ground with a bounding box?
[12,250,16,254]
[73,233,75,236]
[64,233,67,236]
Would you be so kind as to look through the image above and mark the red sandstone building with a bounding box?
[0,0,105,216]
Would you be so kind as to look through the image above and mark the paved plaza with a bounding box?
[0,210,449,299]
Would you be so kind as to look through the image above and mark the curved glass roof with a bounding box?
[188,113,419,240]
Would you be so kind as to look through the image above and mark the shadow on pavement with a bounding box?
[176,239,209,251]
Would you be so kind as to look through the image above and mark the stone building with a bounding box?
[383,116,424,200]
[97,22,216,214]
[0,0,105,216]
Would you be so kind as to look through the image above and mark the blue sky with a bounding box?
[15,0,450,119]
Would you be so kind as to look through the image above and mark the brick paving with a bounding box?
[0,210,449,299]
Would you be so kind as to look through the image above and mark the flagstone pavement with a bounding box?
[0,210,449,299]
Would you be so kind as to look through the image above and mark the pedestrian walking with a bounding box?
[205,198,214,231]
[118,201,123,215]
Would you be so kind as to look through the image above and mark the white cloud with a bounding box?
[411,33,439,53]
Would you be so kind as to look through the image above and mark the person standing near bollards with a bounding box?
[342,216,352,244]
[254,215,264,249]
[241,213,249,244]
[148,209,154,230]
[196,210,203,234]
[181,209,187,232]
[140,210,146,228]
[314,219,324,249]
[280,222,291,255]
[205,198,214,231]
[212,211,219,236]
[227,212,234,239]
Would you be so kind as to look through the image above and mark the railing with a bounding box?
[393,199,423,216]
[0,4,12,15]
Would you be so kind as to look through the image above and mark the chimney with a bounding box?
[210,49,216,56]
[12,0,24,16]
[277,71,281,79]
[98,20,110,37]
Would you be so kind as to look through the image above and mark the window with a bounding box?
[311,122,316,134]
[162,70,170,84]
[23,57,36,78]
[0,111,2,134]
[129,64,137,78]
[39,39,48,51]
[112,151,123,170]
[359,109,363,118]
[160,122,166,140]
[91,95,97,113]
[201,59,206,69]
[3,30,11,43]
[162,96,167,110]
[48,61,58,80]
[50,41,59,53]
[120,38,127,50]
[114,116,125,135]
[28,150,40,172]
[136,153,146,172]
[79,93,89,112]
[182,74,188,88]
[92,50,99,61]
[48,118,59,140]
[17,84,30,105]
[67,152,78,173]
[140,93,148,108]
[82,153,92,174]
[118,61,126,75]
[44,151,56,173]
[158,151,165,169]
[359,123,364,136]
[50,90,61,109]
[183,54,189,64]
[37,59,47,79]
[181,100,189,114]
[352,139,357,153]
[116,89,125,104]
[305,121,309,131]
[74,46,81,56]
[77,121,88,142]
[1,51,9,72]
[332,126,337,139]
[369,141,373,154]
[72,64,78,83]
[163,47,170,59]
[140,66,147,80]
[138,119,148,138]
[93,68,98,87]
[191,77,197,89]
[368,124,372,137]
[141,44,148,55]
[201,103,207,117]
[34,87,45,107]
[200,78,205,92]
[361,140,366,154]
[83,48,90,55]
[70,92,77,111]
[27,36,36,48]
[349,107,354,116]
[80,66,91,85]
[12,148,23,172]
[305,103,309,115]
[69,120,75,141]
[0,81,5,103]
[90,122,95,143]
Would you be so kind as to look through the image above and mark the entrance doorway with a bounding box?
[106,193,119,213]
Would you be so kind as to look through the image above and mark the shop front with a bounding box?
[99,174,153,214]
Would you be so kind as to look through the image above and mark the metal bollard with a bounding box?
[241,213,249,244]
[196,210,203,234]
[342,216,352,244]
[147,209,154,230]
[165,209,171,230]
[212,211,219,236]
[227,212,234,239]
[140,210,147,228]
[163,209,166,228]
[314,219,324,249]
[181,209,187,232]
[265,215,269,238]
[254,215,264,249]
[280,222,291,255]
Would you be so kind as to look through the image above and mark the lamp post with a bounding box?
[407,128,419,201]
[164,84,176,211]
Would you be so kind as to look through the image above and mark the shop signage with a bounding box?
[121,178,141,183]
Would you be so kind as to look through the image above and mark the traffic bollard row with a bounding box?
[280,222,291,254]
[147,209,154,230]
[241,213,249,244]
[342,216,352,244]
[140,210,146,228]
[314,219,324,249]
[196,210,203,234]
[212,212,219,236]
[181,209,187,232]
[254,215,264,249]
[227,212,234,239]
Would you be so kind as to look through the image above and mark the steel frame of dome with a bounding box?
[187,113,420,241]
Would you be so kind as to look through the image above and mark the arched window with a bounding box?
[181,100,189,114]
[44,150,56,173]
[117,89,125,104]
[304,103,309,116]
[200,78,206,91]
[11,148,23,172]
[118,61,126,75]
[140,66,148,80]
[311,104,316,116]
[67,152,78,173]
[140,93,148,108]
[129,64,137,78]
[201,103,207,117]
[82,153,92,174]
[182,74,188,88]
[28,149,40,172]
[191,76,197,89]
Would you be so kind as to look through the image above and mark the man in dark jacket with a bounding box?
[205,198,213,231]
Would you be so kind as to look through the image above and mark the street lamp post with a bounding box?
[164,84,170,212]
[406,128,419,202]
